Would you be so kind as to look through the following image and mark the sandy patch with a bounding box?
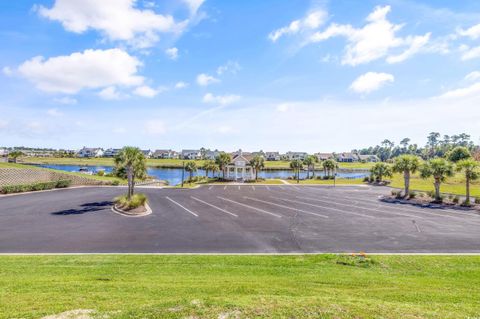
[41,309,95,319]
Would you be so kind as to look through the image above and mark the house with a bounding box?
[225,152,255,181]
[315,153,334,161]
[358,154,380,162]
[77,147,104,158]
[0,148,8,162]
[204,150,220,160]
[103,148,121,157]
[142,150,153,158]
[286,151,308,161]
[265,152,281,161]
[152,149,178,159]
[182,149,202,160]
[336,152,359,162]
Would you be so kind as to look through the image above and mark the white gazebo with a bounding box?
[226,154,255,181]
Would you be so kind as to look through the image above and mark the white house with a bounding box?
[182,149,202,160]
[103,148,121,157]
[204,150,220,160]
[152,149,178,159]
[142,150,153,158]
[358,154,380,162]
[0,148,8,162]
[265,152,281,161]
[315,153,334,161]
[226,153,255,181]
[77,147,104,158]
[336,152,359,162]
[286,151,308,161]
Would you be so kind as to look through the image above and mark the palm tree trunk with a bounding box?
[404,170,410,197]
[434,178,441,202]
[127,165,133,200]
[312,165,315,178]
[466,175,470,205]
[255,168,258,181]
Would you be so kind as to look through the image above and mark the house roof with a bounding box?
[230,154,253,165]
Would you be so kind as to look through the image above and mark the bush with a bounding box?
[0,180,71,194]
[111,180,120,186]
[452,196,460,204]
[97,170,105,176]
[475,198,480,205]
[409,191,417,199]
[114,193,147,210]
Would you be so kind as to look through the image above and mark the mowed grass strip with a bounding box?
[0,255,479,319]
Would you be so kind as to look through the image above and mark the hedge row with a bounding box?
[0,179,72,194]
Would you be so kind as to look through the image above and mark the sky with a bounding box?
[1,0,480,153]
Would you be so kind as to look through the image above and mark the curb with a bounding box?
[111,202,152,217]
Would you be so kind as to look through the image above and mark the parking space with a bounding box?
[1,185,479,253]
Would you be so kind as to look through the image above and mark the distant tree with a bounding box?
[370,162,393,183]
[114,147,147,200]
[8,151,24,163]
[420,158,454,202]
[322,159,337,178]
[400,138,410,153]
[456,159,479,205]
[202,160,218,178]
[392,155,421,197]
[215,152,232,179]
[446,146,471,163]
[250,155,265,181]
[303,155,317,179]
[289,159,303,183]
[185,161,198,181]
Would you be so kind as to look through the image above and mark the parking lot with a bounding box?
[1,184,480,253]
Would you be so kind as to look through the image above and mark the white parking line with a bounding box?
[191,196,238,217]
[165,197,198,217]
[208,186,213,190]
[278,186,285,190]
[217,196,282,218]
[238,186,241,190]
[294,196,424,219]
[270,196,375,219]
[252,186,255,191]
[224,185,227,190]
[266,186,271,191]
[244,197,329,219]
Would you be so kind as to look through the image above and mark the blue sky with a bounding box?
[1,0,480,152]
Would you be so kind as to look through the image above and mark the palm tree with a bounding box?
[392,155,421,197]
[250,155,265,181]
[370,162,393,183]
[185,161,198,181]
[420,158,454,202]
[322,159,337,178]
[303,155,317,179]
[8,151,24,163]
[114,147,147,200]
[215,152,231,179]
[456,159,479,205]
[202,160,218,178]
[290,159,303,183]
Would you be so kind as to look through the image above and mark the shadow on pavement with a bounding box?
[51,201,113,216]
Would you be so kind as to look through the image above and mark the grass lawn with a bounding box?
[22,157,374,170]
[0,255,479,319]
[286,178,365,185]
[388,172,478,197]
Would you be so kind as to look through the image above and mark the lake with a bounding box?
[38,164,369,186]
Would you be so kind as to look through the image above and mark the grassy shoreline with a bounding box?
[0,254,479,319]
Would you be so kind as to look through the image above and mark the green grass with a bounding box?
[286,178,365,185]
[389,172,479,197]
[22,157,374,170]
[0,255,479,319]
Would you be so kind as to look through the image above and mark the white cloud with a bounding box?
[112,127,127,134]
[269,9,327,42]
[54,97,77,105]
[350,72,394,94]
[98,86,123,100]
[145,119,166,135]
[2,66,13,76]
[47,108,63,117]
[165,47,179,60]
[309,5,430,66]
[174,81,188,89]
[439,82,480,99]
[202,93,241,105]
[18,49,143,94]
[461,45,480,60]
[216,125,234,134]
[217,61,241,75]
[196,73,220,86]
[465,71,480,82]
[37,0,185,48]
[276,103,291,112]
[458,24,480,40]
[183,0,205,16]
[0,120,9,129]
[133,85,160,98]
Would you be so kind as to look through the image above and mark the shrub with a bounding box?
[115,193,147,210]
[475,198,480,205]
[0,180,71,194]
[427,190,435,199]
[409,191,417,199]
[363,176,369,182]
[97,170,105,176]
[55,180,71,188]
[452,196,460,204]
[111,180,120,186]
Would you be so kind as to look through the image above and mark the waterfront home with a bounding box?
[226,153,255,181]
[265,152,281,161]
[286,151,308,161]
[0,148,8,162]
[204,150,220,160]
[152,149,178,159]
[77,147,104,158]
[182,149,202,160]
[336,152,359,162]
[103,148,121,157]
[358,154,380,162]
[231,149,252,158]
[142,150,153,158]
[315,152,334,161]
